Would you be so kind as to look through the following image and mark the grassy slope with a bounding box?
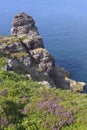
[0,58,87,130]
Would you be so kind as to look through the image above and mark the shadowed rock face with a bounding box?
[1,12,70,89]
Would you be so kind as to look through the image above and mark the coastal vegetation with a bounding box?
[0,70,87,130]
[0,12,87,130]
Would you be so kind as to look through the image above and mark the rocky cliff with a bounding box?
[0,13,85,90]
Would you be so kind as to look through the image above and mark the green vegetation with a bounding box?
[0,70,87,130]
[0,35,87,130]
[0,36,18,44]
[10,52,26,59]
[0,57,7,68]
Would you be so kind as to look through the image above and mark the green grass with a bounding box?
[0,57,7,69]
[10,52,26,59]
[0,70,87,130]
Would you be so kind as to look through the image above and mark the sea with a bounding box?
[0,0,87,91]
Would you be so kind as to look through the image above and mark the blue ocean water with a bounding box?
[0,0,87,86]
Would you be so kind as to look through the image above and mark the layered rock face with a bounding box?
[0,13,71,89]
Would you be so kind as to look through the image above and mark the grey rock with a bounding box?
[5,59,19,71]
[49,67,70,89]
[23,56,31,67]
[3,42,25,53]
[11,12,36,36]
[13,12,35,27]
[65,77,86,92]
[22,36,44,51]
[38,81,51,88]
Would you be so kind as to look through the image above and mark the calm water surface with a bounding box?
[0,0,87,90]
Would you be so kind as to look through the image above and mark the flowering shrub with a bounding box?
[37,98,74,130]
[0,71,87,130]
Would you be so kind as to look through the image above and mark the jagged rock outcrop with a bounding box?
[0,12,77,89]
[11,12,37,36]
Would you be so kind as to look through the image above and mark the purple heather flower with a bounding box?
[37,98,74,129]
[25,95,29,99]
[22,106,29,114]
[0,117,9,126]
[0,89,7,96]
[19,94,29,99]
[66,117,74,125]
[59,120,65,127]
[19,94,25,99]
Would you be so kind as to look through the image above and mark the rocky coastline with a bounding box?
[0,12,86,91]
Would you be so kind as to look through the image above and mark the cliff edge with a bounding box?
[0,12,85,90]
